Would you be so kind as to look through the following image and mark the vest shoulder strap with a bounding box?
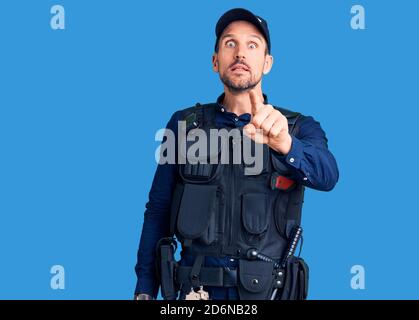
[180,103,217,130]
[272,105,306,136]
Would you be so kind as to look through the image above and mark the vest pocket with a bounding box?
[176,184,219,245]
[179,128,222,183]
[241,193,269,243]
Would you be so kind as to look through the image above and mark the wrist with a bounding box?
[272,133,292,155]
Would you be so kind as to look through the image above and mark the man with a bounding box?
[134,8,339,300]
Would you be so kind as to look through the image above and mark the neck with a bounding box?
[222,85,263,116]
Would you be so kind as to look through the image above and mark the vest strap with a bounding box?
[190,254,204,288]
[194,103,217,129]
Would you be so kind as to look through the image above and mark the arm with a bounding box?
[271,115,339,192]
[134,111,181,298]
[244,91,339,191]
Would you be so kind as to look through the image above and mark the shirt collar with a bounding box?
[216,92,269,113]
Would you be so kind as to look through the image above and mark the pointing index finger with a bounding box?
[249,89,264,116]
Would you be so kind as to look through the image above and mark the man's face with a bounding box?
[213,20,273,93]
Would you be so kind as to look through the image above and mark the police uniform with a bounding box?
[134,8,339,300]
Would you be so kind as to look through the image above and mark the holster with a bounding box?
[156,238,179,300]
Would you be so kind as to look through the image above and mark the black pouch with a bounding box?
[279,256,309,300]
[176,183,219,245]
[237,260,274,300]
[241,193,269,245]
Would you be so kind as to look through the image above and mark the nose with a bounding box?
[234,44,246,60]
[235,53,245,60]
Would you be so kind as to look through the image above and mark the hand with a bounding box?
[134,293,153,300]
[243,90,292,155]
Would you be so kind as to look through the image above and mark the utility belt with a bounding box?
[156,229,309,300]
[177,265,238,287]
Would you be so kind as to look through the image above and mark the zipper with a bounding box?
[228,136,235,248]
[222,135,237,252]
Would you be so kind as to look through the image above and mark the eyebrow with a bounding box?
[220,33,264,43]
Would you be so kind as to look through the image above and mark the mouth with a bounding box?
[230,64,250,72]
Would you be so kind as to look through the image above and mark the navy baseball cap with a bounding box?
[215,8,271,53]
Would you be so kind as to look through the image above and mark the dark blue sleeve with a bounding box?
[271,115,339,191]
[134,111,182,297]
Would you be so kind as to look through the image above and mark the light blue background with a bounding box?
[0,0,418,299]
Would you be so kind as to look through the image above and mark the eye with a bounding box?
[225,40,236,48]
[248,42,257,49]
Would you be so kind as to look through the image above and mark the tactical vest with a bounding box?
[164,102,309,300]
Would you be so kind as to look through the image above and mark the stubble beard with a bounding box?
[220,70,262,93]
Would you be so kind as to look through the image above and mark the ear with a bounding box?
[212,53,219,73]
[262,54,274,75]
